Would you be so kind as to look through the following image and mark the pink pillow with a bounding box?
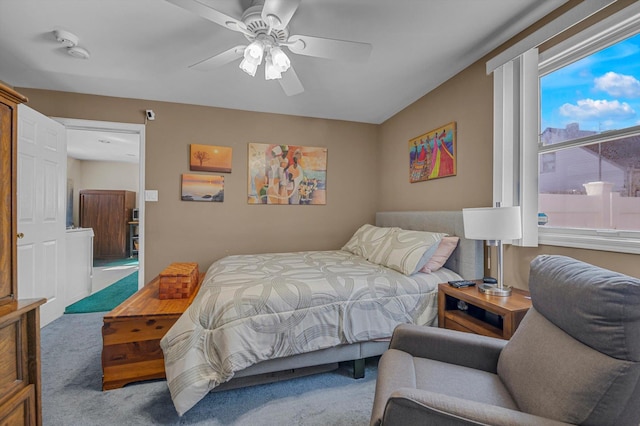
[420,236,460,273]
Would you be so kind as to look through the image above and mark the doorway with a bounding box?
[54,118,146,290]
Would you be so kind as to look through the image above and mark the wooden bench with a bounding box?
[101,273,203,390]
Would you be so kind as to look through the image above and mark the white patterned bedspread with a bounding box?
[160,250,462,415]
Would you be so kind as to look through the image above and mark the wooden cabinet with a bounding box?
[0,83,25,306]
[79,190,136,259]
[0,299,45,425]
[438,282,531,340]
[0,83,45,425]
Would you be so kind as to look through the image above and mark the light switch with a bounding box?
[145,190,158,202]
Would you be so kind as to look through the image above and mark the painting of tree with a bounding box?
[189,144,232,173]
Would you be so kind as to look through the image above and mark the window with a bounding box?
[536,9,640,253]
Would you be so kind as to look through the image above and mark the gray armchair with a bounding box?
[370,255,640,426]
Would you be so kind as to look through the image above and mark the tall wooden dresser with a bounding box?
[0,83,46,425]
[79,190,136,259]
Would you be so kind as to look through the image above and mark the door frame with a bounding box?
[52,117,146,289]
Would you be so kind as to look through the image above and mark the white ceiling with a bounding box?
[1,0,567,161]
[66,128,140,163]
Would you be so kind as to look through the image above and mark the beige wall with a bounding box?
[21,89,379,279]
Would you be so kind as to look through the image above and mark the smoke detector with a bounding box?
[53,29,79,48]
[67,46,90,60]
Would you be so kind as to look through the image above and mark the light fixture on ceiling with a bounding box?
[67,46,90,60]
[239,38,290,80]
[53,29,78,47]
[52,29,90,60]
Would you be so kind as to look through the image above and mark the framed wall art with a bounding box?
[247,143,328,205]
[181,174,224,202]
[409,121,456,183]
[189,144,232,173]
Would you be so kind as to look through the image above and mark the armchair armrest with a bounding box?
[389,324,507,373]
[382,388,572,426]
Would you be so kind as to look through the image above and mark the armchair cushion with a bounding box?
[497,255,640,426]
[528,255,640,361]
[372,349,518,426]
[498,308,638,425]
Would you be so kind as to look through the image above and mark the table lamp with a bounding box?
[462,205,522,296]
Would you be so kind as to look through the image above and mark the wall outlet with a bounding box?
[145,190,158,202]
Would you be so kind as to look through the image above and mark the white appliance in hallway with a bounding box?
[65,227,94,305]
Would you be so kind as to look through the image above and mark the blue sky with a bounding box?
[541,32,640,133]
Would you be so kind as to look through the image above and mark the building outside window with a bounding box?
[539,32,640,234]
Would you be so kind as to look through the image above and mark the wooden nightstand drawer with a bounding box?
[437,282,531,340]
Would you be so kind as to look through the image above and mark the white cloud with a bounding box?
[559,98,636,120]
[594,71,640,97]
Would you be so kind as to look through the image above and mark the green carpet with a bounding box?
[65,271,138,314]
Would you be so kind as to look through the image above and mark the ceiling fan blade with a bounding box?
[287,35,372,62]
[262,0,302,30]
[166,0,249,34]
[278,66,304,96]
[189,45,245,71]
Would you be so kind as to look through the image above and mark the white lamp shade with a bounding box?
[239,58,258,76]
[270,46,290,72]
[264,57,282,80]
[463,206,522,241]
[244,40,264,63]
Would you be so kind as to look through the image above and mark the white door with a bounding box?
[17,104,67,327]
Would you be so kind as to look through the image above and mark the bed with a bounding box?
[160,211,483,416]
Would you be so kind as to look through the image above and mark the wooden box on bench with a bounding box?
[159,262,199,300]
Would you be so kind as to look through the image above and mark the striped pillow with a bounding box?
[342,224,396,259]
[369,228,447,275]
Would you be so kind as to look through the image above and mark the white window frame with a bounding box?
[537,3,640,255]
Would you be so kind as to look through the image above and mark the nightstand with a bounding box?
[437,282,532,339]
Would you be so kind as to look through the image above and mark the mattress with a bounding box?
[160,249,462,415]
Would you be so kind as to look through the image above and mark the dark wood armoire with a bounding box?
[0,82,45,425]
[79,190,136,259]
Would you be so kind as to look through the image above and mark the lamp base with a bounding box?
[478,283,512,297]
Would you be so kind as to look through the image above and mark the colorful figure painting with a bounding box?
[247,143,328,205]
[181,174,224,202]
[189,144,232,173]
[409,122,456,183]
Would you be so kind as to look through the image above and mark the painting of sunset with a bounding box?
[181,174,224,202]
[190,144,232,173]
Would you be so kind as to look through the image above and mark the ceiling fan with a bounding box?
[166,0,373,96]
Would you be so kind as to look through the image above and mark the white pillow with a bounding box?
[342,224,396,259]
[368,228,447,275]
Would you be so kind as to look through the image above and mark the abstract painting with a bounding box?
[409,122,456,183]
[189,144,232,173]
[181,174,224,202]
[247,143,328,205]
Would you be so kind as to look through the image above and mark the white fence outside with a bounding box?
[539,182,640,231]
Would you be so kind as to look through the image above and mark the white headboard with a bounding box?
[375,210,484,280]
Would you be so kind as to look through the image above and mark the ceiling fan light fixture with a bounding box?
[270,46,290,72]
[239,57,258,76]
[244,40,264,64]
[264,56,282,80]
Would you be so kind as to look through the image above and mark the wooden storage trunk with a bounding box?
[159,262,199,299]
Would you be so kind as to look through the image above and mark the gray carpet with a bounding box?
[41,312,379,425]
